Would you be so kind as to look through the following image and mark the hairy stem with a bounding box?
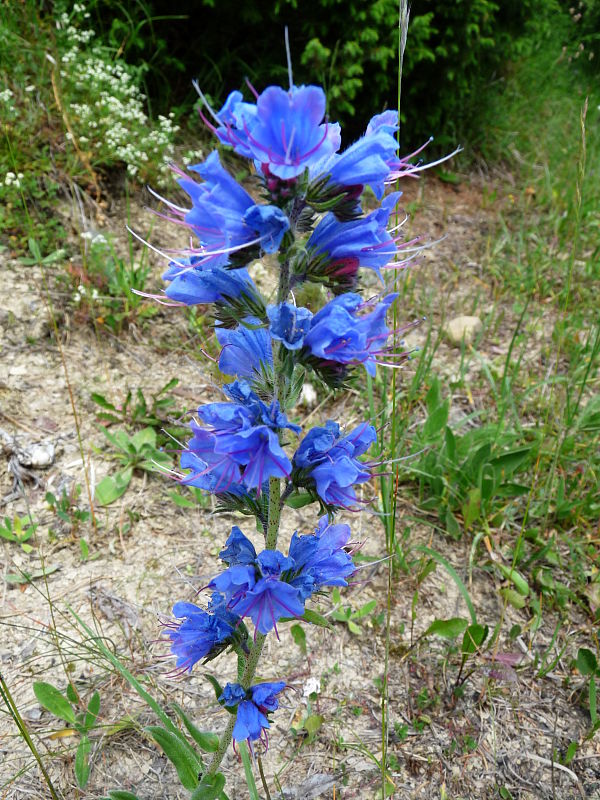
[207,400,283,776]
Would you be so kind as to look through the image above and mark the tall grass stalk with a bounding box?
[379,3,410,796]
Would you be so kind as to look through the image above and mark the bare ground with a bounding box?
[1,173,599,800]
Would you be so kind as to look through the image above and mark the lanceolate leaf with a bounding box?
[33,682,76,724]
[74,734,91,788]
[171,703,219,752]
[145,725,202,791]
[190,773,226,800]
[425,617,468,639]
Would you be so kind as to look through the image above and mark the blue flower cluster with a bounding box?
[154,79,426,752]
[207,520,355,635]
[220,681,285,744]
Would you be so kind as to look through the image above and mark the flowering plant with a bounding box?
[139,78,446,795]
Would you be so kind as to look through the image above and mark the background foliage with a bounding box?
[68,0,597,146]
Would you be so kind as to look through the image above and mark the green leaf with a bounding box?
[489,447,532,479]
[140,448,172,472]
[564,741,578,765]
[171,703,219,752]
[462,487,481,529]
[145,726,201,790]
[5,565,59,584]
[413,546,477,624]
[301,608,333,629]
[190,773,226,800]
[423,400,449,439]
[444,507,461,540]
[425,617,468,639]
[304,713,324,736]
[577,648,598,677]
[75,734,91,788]
[590,676,597,725]
[354,599,377,619]
[444,425,456,461]
[285,491,314,509]
[33,682,76,724]
[425,379,441,413]
[84,691,100,730]
[290,623,307,655]
[500,587,526,609]
[461,623,488,656]
[479,463,496,503]
[238,740,260,800]
[107,792,141,800]
[66,684,78,704]
[91,393,118,411]
[130,427,156,451]
[497,565,529,596]
[168,490,198,508]
[95,468,132,506]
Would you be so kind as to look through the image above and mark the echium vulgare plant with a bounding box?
[138,80,449,795]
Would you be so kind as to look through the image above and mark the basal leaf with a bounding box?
[33,682,76,724]
[425,617,468,639]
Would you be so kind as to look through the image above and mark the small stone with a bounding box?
[444,315,483,346]
[25,442,55,468]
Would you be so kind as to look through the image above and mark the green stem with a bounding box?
[207,449,282,776]
[207,213,293,777]
[0,675,62,800]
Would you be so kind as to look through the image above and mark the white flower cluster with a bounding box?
[0,88,14,103]
[72,283,99,304]
[4,171,24,188]
[80,230,107,246]
[56,4,179,185]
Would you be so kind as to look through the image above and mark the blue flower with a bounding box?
[243,205,290,253]
[180,381,300,492]
[289,516,355,597]
[221,555,305,635]
[305,192,402,285]
[166,597,239,671]
[267,303,313,350]
[220,681,248,707]
[219,526,258,566]
[163,260,258,306]
[177,151,289,257]
[209,542,305,635]
[219,681,286,743]
[210,564,257,600]
[216,85,340,180]
[303,293,398,377]
[179,424,243,494]
[216,319,273,379]
[292,422,376,509]
[215,91,258,159]
[366,110,399,137]
[310,112,400,200]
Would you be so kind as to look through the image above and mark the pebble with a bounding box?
[444,315,483,345]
